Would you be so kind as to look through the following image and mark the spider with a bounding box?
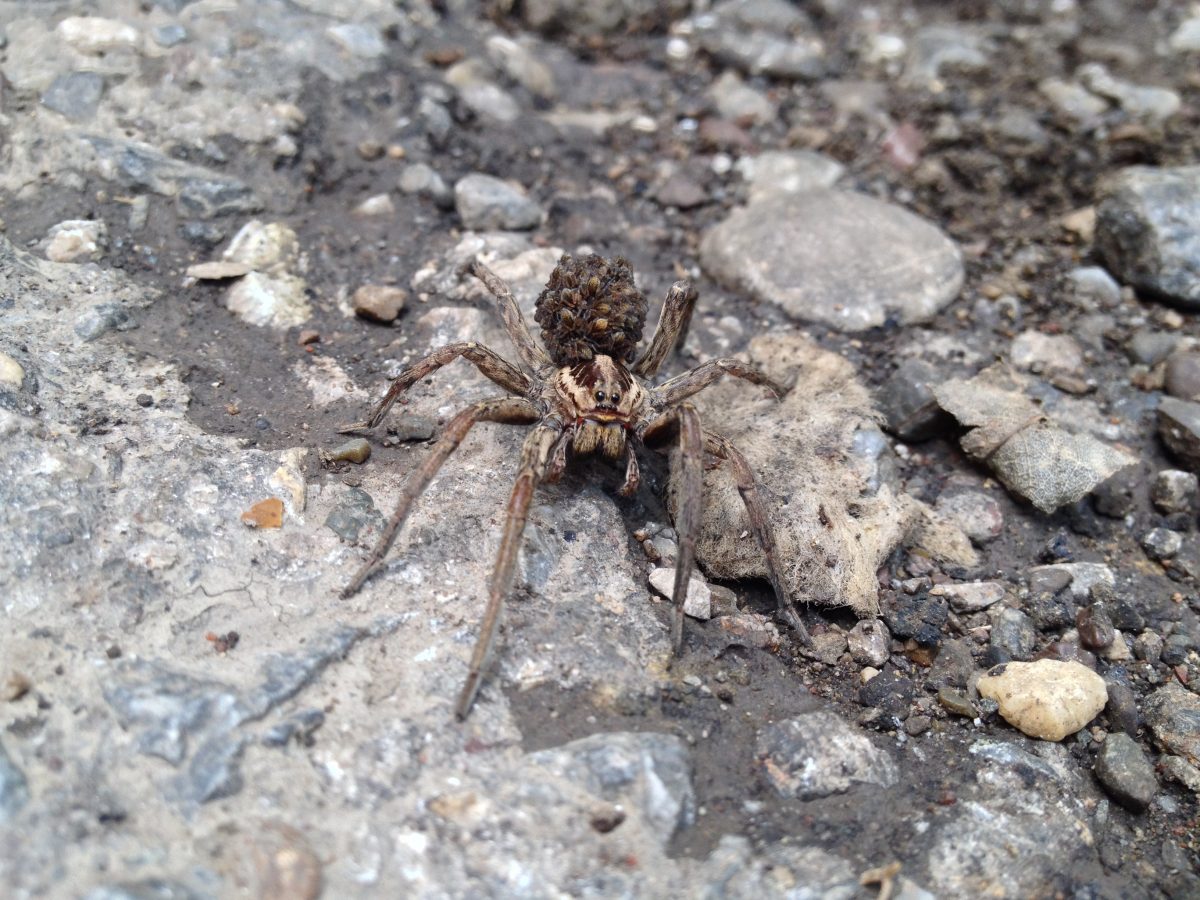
[340,254,809,719]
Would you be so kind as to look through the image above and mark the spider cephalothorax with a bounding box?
[340,256,808,719]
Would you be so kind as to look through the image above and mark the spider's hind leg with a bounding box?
[340,396,538,600]
[704,432,812,646]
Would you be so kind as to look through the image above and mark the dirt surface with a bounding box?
[3,1,1200,897]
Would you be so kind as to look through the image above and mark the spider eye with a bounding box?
[611,392,621,404]
[595,390,606,403]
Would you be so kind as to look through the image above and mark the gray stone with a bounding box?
[1142,527,1183,561]
[930,639,976,690]
[1092,467,1138,518]
[454,174,542,231]
[74,303,133,341]
[1040,77,1107,124]
[691,0,825,79]
[1158,397,1200,470]
[735,149,844,204]
[934,489,1003,544]
[1095,733,1158,811]
[1160,756,1200,794]
[1105,679,1141,737]
[846,620,890,667]
[1169,18,1200,53]
[486,35,556,100]
[756,710,897,799]
[700,190,963,332]
[707,71,777,124]
[0,738,29,823]
[1134,630,1164,663]
[1127,329,1178,365]
[529,732,694,838]
[931,581,1006,612]
[327,23,386,59]
[151,24,187,47]
[859,670,915,718]
[877,358,947,441]
[399,163,453,208]
[41,71,104,122]
[45,219,105,263]
[1161,632,1196,666]
[989,607,1037,663]
[1151,469,1198,513]
[1143,683,1200,762]
[85,137,261,219]
[1078,64,1181,123]
[1096,166,1200,307]
[323,486,383,543]
[907,24,991,82]
[1165,351,1200,401]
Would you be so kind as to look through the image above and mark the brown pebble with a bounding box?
[2,673,31,702]
[328,437,371,464]
[424,46,464,66]
[1077,604,1115,650]
[353,284,407,324]
[297,329,320,346]
[242,497,284,528]
[357,140,384,161]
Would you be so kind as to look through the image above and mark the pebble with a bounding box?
[186,261,252,281]
[1095,733,1158,811]
[1127,329,1178,365]
[1078,64,1181,123]
[486,35,556,99]
[56,16,140,54]
[1169,18,1200,53]
[327,23,386,59]
[241,497,284,529]
[938,687,975,717]
[226,272,311,329]
[1164,351,1200,401]
[1095,166,1200,308]
[352,285,407,324]
[735,150,843,205]
[904,715,931,737]
[930,581,1006,612]
[988,607,1037,664]
[1039,77,1107,124]
[707,71,777,124]
[877,358,946,442]
[803,630,847,665]
[0,352,25,389]
[222,220,299,271]
[648,567,712,620]
[883,594,948,647]
[691,0,825,79]
[929,639,975,690]
[1160,632,1196,666]
[1105,679,1141,736]
[858,670,915,719]
[846,620,890,667]
[323,488,382,543]
[756,711,897,800]
[327,438,371,465]
[1092,468,1137,518]
[44,219,105,263]
[934,490,1003,544]
[1134,631,1165,664]
[1030,562,1114,601]
[907,24,990,82]
[1076,604,1116,651]
[654,173,708,209]
[1157,397,1200,470]
[1142,527,1183,561]
[1159,756,1200,794]
[1010,330,1085,380]
[399,163,453,209]
[976,659,1108,741]
[40,71,104,122]
[700,189,963,332]
[1151,470,1198,514]
[353,193,395,217]
[151,24,187,48]
[454,174,542,231]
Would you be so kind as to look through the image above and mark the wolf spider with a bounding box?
[340,254,808,719]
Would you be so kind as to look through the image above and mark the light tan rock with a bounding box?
[977,659,1107,741]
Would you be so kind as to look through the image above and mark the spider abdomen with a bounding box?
[535,254,647,366]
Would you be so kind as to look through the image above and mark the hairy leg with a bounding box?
[457,423,561,719]
[704,432,812,645]
[642,404,703,653]
[340,397,539,599]
[651,358,784,409]
[618,441,640,497]
[339,342,531,433]
[633,280,697,378]
[469,260,553,373]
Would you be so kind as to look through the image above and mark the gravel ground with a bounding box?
[1,1,1199,897]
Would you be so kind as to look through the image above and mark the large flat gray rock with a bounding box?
[700,190,963,332]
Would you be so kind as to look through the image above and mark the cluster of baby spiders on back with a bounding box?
[340,254,808,719]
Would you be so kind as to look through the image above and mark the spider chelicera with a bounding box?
[340,254,808,719]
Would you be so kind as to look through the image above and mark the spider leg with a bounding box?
[618,439,640,497]
[633,280,697,378]
[651,358,785,409]
[544,427,572,484]
[457,422,561,720]
[339,342,532,433]
[642,404,703,654]
[340,396,539,599]
[469,260,554,373]
[704,432,812,646]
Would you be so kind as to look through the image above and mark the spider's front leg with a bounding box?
[642,403,703,654]
[339,342,531,433]
[704,432,812,646]
[651,358,784,409]
[340,396,539,599]
[456,422,561,720]
[633,280,698,378]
